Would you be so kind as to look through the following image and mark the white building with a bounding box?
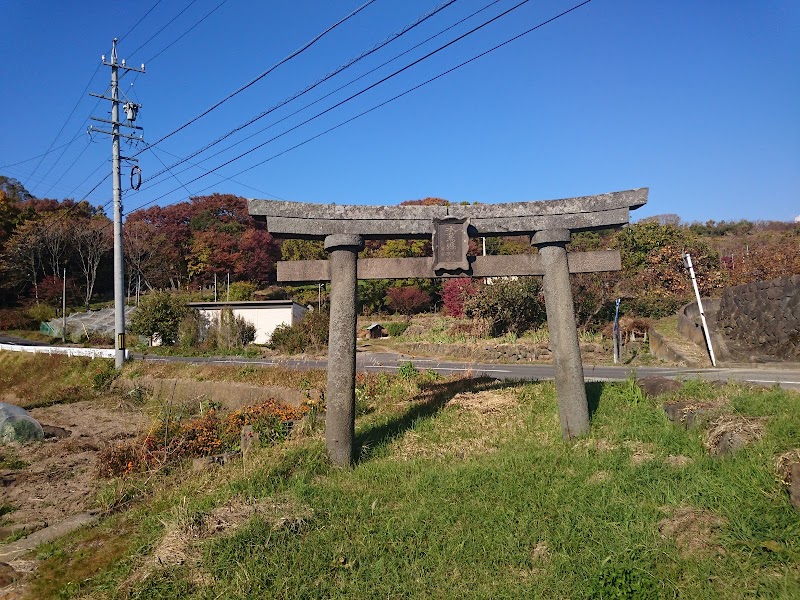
[187,300,307,345]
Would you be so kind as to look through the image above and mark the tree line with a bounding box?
[1,174,797,333]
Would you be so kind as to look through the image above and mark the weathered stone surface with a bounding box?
[432,217,470,273]
[325,240,360,467]
[638,376,683,398]
[663,401,714,428]
[249,188,646,218]
[537,242,589,438]
[249,189,648,239]
[191,451,240,472]
[790,463,800,514]
[717,276,800,359]
[277,250,622,282]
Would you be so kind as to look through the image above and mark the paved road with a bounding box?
[0,334,48,346]
[136,351,800,391]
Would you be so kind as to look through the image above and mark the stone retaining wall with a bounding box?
[717,275,800,359]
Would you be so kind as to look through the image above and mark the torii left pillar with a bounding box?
[324,234,363,467]
[532,229,590,438]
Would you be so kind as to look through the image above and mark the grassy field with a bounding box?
[3,354,799,599]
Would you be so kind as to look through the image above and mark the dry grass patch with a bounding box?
[575,438,618,453]
[624,440,656,466]
[133,495,312,586]
[704,415,766,455]
[658,506,727,558]
[586,470,611,485]
[395,389,522,461]
[665,455,693,468]
[775,449,800,487]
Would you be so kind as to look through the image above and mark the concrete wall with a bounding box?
[716,275,800,360]
[191,301,307,345]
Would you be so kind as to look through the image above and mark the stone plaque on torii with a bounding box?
[248,188,648,466]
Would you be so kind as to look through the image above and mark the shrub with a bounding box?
[269,309,329,354]
[177,310,206,350]
[92,360,119,391]
[463,277,546,336]
[96,400,307,477]
[0,308,37,331]
[129,292,190,345]
[441,278,478,317]
[209,308,256,349]
[26,303,56,324]
[386,321,410,337]
[386,286,431,315]
[227,281,257,301]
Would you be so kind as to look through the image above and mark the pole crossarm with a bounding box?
[277,250,621,282]
[248,188,647,239]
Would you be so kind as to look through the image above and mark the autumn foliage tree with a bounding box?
[386,286,431,315]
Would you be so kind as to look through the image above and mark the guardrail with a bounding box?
[0,343,121,359]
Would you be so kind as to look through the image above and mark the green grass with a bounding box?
[19,374,800,599]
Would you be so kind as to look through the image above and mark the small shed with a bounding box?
[187,300,306,345]
[365,323,385,339]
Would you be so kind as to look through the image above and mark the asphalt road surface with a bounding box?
[136,351,800,391]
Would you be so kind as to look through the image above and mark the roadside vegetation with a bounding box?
[2,176,798,359]
[1,351,797,599]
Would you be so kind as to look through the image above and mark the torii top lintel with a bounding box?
[247,188,648,240]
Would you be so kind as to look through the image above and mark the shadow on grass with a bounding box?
[586,381,606,419]
[355,377,517,464]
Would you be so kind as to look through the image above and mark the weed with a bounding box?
[0,448,28,470]
[386,321,411,337]
[397,361,419,381]
[92,359,119,391]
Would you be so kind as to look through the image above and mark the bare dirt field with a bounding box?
[1,399,149,540]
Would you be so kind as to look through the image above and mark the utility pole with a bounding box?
[89,39,145,368]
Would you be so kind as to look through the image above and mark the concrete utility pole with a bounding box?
[89,39,145,368]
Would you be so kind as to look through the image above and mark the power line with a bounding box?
[143,0,232,64]
[134,0,502,193]
[126,0,594,215]
[120,0,164,42]
[0,132,85,170]
[150,145,285,200]
[24,62,103,192]
[76,0,378,215]
[137,0,459,188]
[133,0,380,156]
[127,0,201,59]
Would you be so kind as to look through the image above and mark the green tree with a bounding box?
[280,239,326,261]
[129,292,190,345]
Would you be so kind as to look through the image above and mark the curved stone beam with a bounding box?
[247,188,648,239]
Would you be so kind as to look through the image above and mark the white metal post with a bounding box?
[683,252,716,367]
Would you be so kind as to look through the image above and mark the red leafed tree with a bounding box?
[441,278,478,317]
[238,228,279,285]
[386,285,431,315]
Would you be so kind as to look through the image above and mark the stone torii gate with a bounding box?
[248,188,647,466]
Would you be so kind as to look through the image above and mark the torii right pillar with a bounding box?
[533,229,589,438]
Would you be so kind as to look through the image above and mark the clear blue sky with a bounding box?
[1,0,798,223]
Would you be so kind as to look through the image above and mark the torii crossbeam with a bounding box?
[249,188,647,466]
